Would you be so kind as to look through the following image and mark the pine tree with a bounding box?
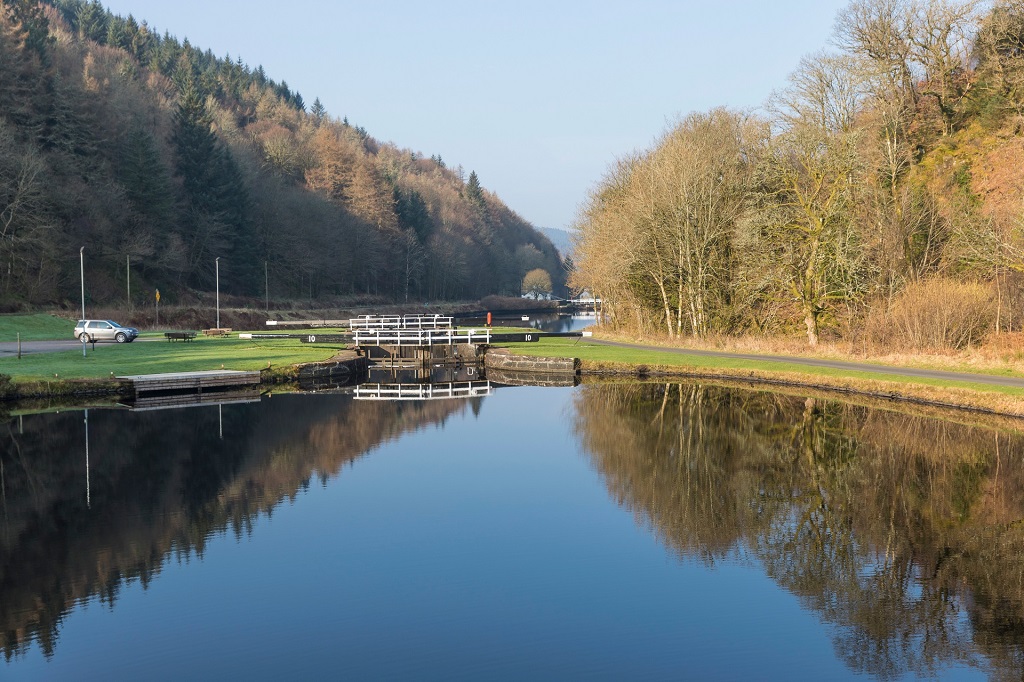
[395,187,432,242]
[465,170,484,207]
[119,125,174,227]
[310,97,326,125]
[171,74,258,293]
[75,0,107,43]
[6,0,52,63]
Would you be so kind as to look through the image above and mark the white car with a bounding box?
[74,319,139,343]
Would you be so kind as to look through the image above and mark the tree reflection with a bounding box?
[573,382,1024,680]
[0,395,467,660]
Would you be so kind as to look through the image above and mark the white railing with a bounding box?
[353,328,490,347]
[349,315,402,329]
[353,380,492,401]
[348,314,454,330]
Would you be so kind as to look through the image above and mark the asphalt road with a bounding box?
[589,339,1024,389]
[0,337,156,356]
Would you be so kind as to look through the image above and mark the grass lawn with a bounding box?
[0,335,346,381]
[0,313,77,341]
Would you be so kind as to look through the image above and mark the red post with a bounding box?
[486,312,492,327]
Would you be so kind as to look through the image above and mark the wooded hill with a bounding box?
[0,0,565,312]
[571,0,1024,351]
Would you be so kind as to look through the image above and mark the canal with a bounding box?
[1,381,1022,680]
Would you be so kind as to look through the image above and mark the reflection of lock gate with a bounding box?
[353,380,492,401]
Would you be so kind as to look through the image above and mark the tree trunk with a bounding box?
[804,305,819,347]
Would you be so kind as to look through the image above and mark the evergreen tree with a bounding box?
[105,14,128,51]
[6,0,52,62]
[310,97,326,125]
[465,170,485,207]
[119,125,174,227]
[395,187,432,242]
[75,0,106,43]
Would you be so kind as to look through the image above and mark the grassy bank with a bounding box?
[0,313,77,340]
[3,314,1023,416]
[0,335,346,381]
[498,336,1024,417]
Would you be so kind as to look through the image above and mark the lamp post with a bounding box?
[215,256,220,329]
[79,246,85,320]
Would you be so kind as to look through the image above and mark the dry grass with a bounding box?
[862,279,995,352]
[591,327,1024,378]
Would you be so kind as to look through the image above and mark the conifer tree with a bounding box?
[465,170,484,207]
[171,76,254,292]
[119,125,174,227]
[310,97,326,125]
[75,0,107,43]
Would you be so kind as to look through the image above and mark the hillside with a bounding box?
[571,0,1024,351]
[537,226,575,259]
[0,0,565,312]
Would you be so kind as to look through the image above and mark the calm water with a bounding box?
[2,382,1023,680]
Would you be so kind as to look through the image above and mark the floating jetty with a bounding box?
[117,370,262,397]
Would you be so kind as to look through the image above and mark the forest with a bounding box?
[0,0,565,312]
[571,0,1024,351]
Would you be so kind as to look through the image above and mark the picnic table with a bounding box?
[164,331,197,342]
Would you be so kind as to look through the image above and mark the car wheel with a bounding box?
[115,332,127,343]
[79,333,90,342]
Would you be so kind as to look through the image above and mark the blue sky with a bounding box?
[99,0,851,231]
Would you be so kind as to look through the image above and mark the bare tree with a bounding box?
[908,0,983,134]
[973,0,1024,116]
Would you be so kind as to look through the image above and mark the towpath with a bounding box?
[588,338,1024,390]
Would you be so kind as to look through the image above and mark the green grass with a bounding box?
[3,312,1022,399]
[497,338,1024,397]
[0,313,77,341]
[0,336,345,381]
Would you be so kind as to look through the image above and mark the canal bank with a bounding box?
[2,336,1023,420]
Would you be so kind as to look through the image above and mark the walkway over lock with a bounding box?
[349,314,454,330]
[353,328,492,347]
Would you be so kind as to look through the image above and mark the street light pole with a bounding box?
[79,246,85,320]
[215,256,220,329]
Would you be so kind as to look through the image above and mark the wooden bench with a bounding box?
[202,328,232,337]
[165,331,197,342]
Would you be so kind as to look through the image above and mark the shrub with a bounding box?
[864,278,995,352]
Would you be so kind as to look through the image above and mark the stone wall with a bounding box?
[484,349,579,374]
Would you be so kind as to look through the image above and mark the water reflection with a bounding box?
[573,382,1024,680]
[530,312,595,333]
[0,394,469,660]
[5,380,1024,678]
